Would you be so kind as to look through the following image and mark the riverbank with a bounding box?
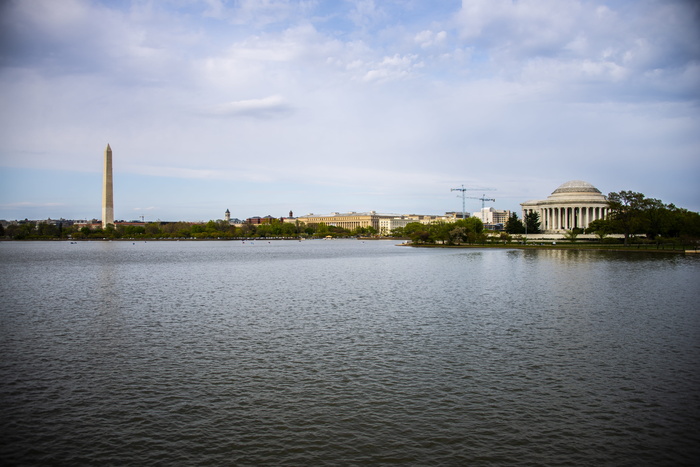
[403,242,699,254]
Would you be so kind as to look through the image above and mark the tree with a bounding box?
[36,222,60,238]
[642,198,668,240]
[586,219,612,235]
[676,208,700,239]
[145,223,162,236]
[103,224,118,238]
[505,213,525,234]
[449,226,468,244]
[563,229,579,243]
[6,222,34,239]
[352,226,377,237]
[607,191,648,245]
[524,211,541,234]
[402,222,430,243]
[429,222,453,244]
[457,217,484,234]
[315,223,329,237]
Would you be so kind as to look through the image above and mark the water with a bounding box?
[1,240,699,466]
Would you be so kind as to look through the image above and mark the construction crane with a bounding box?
[450,185,496,220]
[475,195,496,211]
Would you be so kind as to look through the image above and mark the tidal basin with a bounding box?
[1,240,698,465]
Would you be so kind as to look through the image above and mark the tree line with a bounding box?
[589,191,700,244]
[1,216,487,243]
[391,217,486,245]
[0,218,379,240]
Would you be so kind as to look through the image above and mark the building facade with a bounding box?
[378,217,418,236]
[473,207,511,226]
[293,212,462,234]
[521,180,610,233]
[295,212,389,231]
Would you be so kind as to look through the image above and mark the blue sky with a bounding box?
[1,0,698,222]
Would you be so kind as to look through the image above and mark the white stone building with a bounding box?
[378,217,418,236]
[521,180,610,233]
[473,207,511,226]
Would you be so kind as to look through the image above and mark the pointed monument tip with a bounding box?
[106,143,111,150]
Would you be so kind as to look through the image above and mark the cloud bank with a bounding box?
[0,0,698,221]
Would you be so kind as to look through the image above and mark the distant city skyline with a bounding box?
[1,1,698,221]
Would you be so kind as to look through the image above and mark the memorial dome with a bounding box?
[521,179,610,233]
[552,180,601,195]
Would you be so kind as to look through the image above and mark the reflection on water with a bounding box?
[1,241,699,465]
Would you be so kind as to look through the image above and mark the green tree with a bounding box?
[429,222,453,244]
[6,222,34,239]
[563,229,579,243]
[586,218,612,236]
[457,217,484,234]
[352,226,377,237]
[524,211,541,234]
[316,223,329,237]
[607,191,648,245]
[36,222,60,238]
[642,198,668,239]
[505,213,525,234]
[103,224,119,238]
[676,208,700,238]
[449,226,468,244]
[205,220,219,233]
[119,225,146,237]
[145,223,162,237]
[401,222,430,243]
[279,222,298,237]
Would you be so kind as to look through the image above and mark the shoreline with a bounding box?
[402,243,697,254]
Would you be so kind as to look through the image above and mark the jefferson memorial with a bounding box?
[521,180,610,233]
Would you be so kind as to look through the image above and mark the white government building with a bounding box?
[521,180,610,233]
[472,207,511,226]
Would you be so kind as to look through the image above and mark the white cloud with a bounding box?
[361,54,423,83]
[415,30,447,49]
[202,95,294,118]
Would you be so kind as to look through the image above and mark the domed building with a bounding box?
[521,180,610,233]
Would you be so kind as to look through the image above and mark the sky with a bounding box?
[0,0,698,222]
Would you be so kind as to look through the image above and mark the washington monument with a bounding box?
[102,144,114,228]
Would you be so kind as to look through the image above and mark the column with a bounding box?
[557,207,562,230]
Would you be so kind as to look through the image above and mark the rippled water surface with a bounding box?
[1,240,699,465]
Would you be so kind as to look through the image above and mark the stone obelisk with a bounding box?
[102,144,114,228]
